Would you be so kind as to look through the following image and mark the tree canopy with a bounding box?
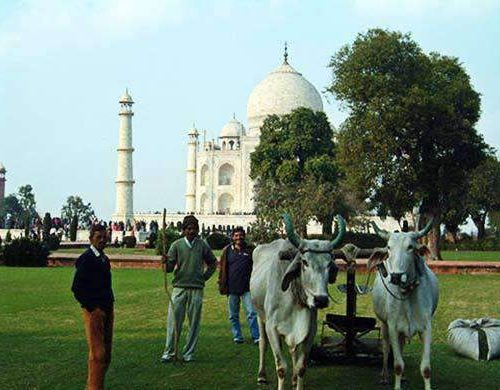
[0,194,23,228]
[328,29,488,258]
[466,154,500,239]
[250,107,343,235]
[61,195,95,228]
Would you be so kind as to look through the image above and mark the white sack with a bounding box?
[448,318,500,361]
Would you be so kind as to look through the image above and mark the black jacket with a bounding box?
[71,248,114,311]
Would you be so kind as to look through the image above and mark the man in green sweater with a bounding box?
[161,215,217,363]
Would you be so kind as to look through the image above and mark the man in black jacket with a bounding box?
[72,224,114,390]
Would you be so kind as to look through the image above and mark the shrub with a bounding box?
[70,215,78,241]
[441,237,500,251]
[206,232,230,250]
[5,230,12,243]
[42,212,52,240]
[122,235,137,248]
[145,231,157,249]
[247,218,281,245]
[44,234,61,251]
[156,228,181,255]
[3,237,49,267]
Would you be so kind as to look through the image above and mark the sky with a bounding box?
[0,0,499,220]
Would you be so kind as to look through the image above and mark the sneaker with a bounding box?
[233,338,244,344]
[253,339,260,345]
[183,356,195,362]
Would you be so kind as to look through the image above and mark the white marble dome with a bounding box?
[220,116,245,138]
[119,89,134,104]
[246,61,323,135]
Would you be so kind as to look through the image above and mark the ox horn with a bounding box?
[331,215,346,248]
[414,218,434,239]
[371,221,390,241]
[283,213,301,248]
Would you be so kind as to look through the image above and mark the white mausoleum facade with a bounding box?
[185,53,323,214]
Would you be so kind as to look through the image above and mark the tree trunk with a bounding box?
[472,214,486,240]
[321,214,333,236]
[425,214,442,260]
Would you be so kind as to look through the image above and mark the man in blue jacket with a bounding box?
[72,224,114,390]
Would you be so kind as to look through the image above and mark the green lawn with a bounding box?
[441,250,500,262]
[1,267,499,389]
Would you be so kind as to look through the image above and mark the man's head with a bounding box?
[89,224,107,251]
[182,215,199,241]
[231,226,246,246]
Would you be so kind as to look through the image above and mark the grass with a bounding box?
[440,251,500,262]
[1,267,499,389]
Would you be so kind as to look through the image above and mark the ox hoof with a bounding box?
[257,378,269,385]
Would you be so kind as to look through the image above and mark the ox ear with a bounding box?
[416,244,430,258]
[281,257,301,292]
[328,261,339,284]
[367,248,388,271]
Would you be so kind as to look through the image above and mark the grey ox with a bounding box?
[250,213,346,390]
[368,220,438,390]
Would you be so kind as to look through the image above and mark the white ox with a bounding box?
[250,213,346,390]
[368,220,438,390]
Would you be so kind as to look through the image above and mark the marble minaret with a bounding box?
[185,127,199,213]
[0,163,6,206]
[113,90,135,224]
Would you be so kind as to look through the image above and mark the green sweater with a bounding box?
[166,237,217,289]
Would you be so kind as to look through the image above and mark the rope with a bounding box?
[378,269,408,301]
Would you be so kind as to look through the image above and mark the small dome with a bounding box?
[247,61,323,135]
[220,116,245,138]
[119,89,134,104]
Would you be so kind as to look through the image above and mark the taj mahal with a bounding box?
[112,48,398,232]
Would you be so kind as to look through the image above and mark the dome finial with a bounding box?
[283,41,289,64]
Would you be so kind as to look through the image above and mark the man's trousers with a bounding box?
[82,306,114,390]
[162,287,204,361]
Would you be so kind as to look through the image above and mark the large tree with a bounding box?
[18,185,38,234]
[0,194,23,228]
[61,195,95,229]
[466,154,500,239]
[328,29,487,258]
[250,107,343,235]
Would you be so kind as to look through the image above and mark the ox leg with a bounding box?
[380,322,390,385]
[420,324,432,390]
[266,325,287,390]
[257,317,269,385]
[291,344,306,390]
[389,326,404,390]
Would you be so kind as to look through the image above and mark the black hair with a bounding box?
[231,226,246,236]
[89,224,106,238]
[182,215,199,230]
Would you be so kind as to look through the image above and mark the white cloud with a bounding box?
[0,0,187,56]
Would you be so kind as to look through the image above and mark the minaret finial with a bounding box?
[233,112,236,120]
[283,41,289,64]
